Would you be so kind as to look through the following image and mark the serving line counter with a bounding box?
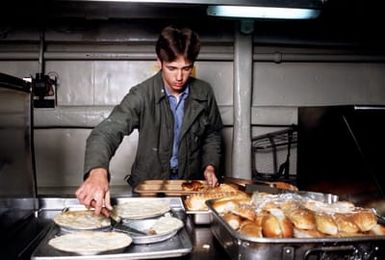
[0,193,230,260]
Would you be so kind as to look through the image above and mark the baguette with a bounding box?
[314,213,338,235]
[293,228,324,238]
[334,213,359,234]
[286,208,316,230]
[350,209,377,232]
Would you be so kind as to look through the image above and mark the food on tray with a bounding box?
[113,201,170,219]
[212,198,250,214]
[134,179,209,196]
[314,213,338,235]
[53,209,111,230]
[285,208,316,230]
[350,209,377,232]
[148,216,184,235]
[270,181,298,191]
[213,191,385,239]
[184,183,249,211]
[222,212,242,230]
[48,231,132,255]
[231,204,257,221]
[239,221,262,237]
[293,227,324,238]
[370,224,385,236]
[182,180,205,191]
[262,208,293,238]
[334,213,359,233]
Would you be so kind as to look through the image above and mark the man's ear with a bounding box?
[156,58,162,69]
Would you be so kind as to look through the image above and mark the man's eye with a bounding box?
[184,67,192,71]
[167,67,175,71]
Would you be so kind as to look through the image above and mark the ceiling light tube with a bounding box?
[207,5,320,20]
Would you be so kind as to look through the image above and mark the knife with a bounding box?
[244,183,282,194]
[91,200,148,235]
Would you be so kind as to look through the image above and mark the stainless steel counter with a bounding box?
[31,197,230,260]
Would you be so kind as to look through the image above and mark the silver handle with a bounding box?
[304,245,357,260]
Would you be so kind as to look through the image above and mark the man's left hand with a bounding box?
[203,165,218,187]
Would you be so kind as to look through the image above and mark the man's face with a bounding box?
[159,55,193,95]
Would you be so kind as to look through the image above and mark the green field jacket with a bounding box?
[84,71,223,188]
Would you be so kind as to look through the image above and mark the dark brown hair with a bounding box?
[156,25,201,63]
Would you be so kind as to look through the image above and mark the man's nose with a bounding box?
[176,70,183,81]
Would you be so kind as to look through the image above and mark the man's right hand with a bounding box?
[75,168,112,216]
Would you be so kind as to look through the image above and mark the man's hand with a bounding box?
[203,165,218,187]
[75,168,112,216]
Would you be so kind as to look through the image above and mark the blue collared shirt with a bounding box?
[165,85,189,171]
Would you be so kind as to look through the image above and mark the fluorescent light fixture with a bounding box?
[207,5,320,20]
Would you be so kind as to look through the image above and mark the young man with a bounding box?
[76,25,223,215]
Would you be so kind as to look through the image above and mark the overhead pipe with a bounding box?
[2,51,385,62]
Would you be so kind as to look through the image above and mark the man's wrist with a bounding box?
[87,168,109,181]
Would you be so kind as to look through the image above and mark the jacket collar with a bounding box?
[153,70,208,103]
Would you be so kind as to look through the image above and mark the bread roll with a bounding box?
[212,198,240,214]
[351,209,377,232]
[262,209,293,238]
[336,232,368,237]
[279,201,300,212]
[369,224,385,236]
[262,214,282,238]
[223,212,241,230]
[268,208,294,238]
[231,205,257,221]
[271,181,298,191]
[185,191,240,211]
[182,180,204,191]
[314,213,338,235]
[334,213,359,233]
[254,211,269,226]
[239,221,262,238]
[287,208,316,230]
[293,228,324,238]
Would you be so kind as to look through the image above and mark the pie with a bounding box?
[48,231,132,255]
[53,209,111,230]
[148,216,184,235]
[113,201,170,219]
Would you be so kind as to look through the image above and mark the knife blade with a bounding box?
[244,183,282,194]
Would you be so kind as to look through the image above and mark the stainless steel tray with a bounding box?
[185,210,212,225]
[206,198,385,260]
[31,197,192,260]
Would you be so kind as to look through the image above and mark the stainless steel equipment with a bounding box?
[207,196,385,260]
[32,197,192,260]
[0,73,44,260]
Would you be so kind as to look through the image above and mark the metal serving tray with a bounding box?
[31,197,192,260]
[185,210,212,225]
[207,198,385,260]
[134,180,208,196]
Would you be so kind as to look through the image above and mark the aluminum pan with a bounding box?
[206,199,385,259]
[31,197,192,260]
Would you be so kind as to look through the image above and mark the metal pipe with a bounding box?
[2,51,385,62]
[232,20,253,179]
[39,30,45,74]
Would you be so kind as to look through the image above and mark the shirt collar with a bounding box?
[164,84,189,99]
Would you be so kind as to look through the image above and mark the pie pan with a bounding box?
[53,208,112,233]
[121,216,183,244]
